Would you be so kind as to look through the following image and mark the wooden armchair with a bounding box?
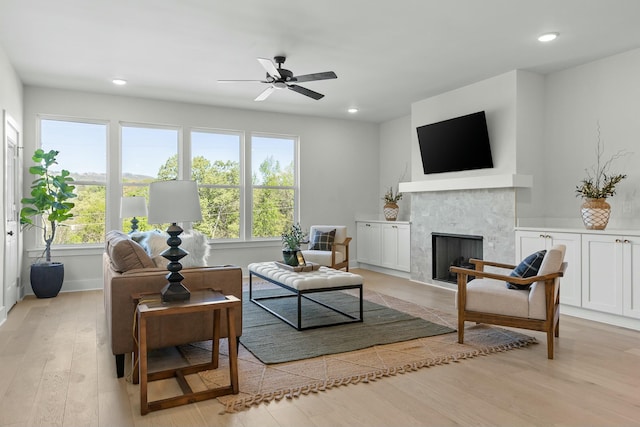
[450,245,567,359]
[300,225,352,271]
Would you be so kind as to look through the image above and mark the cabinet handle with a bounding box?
[539,234,546,238]
[624,239,631,244]
[392,225,397,229]
[366,223,370,227]
[615,239,623,243]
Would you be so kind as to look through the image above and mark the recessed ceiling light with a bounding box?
[538,32,559,42]
[112,78,127,86]
[347,108,359,114]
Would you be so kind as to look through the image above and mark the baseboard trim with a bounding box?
[356,263,410,279]
[560,304,640,331]
[22,278,103,296]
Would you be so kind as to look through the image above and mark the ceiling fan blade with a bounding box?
[217,79,268,83]
[288,84,324,100]
[292,71,337,83]
[255,86,276,101]
[257,57,281,79]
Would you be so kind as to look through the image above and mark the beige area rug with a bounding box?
[179,288,537,413]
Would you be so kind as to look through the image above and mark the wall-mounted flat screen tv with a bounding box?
[416,111,493,175]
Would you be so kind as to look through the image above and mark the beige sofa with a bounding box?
[103,230,242,377]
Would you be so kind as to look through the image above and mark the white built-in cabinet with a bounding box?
[381,223,411,271]
[581,234,640,319]
[357,220,410,272]
[516,228,640,328]
[356,221,381,265]
[515,231,581,307]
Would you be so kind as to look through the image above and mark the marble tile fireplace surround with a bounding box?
[410,187,517,289]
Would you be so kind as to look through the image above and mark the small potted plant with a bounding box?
[575,127,628,230]
[382,186,403,221]
[20,149,77,298]
[281,223,307,266]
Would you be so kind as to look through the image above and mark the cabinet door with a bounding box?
[515,231,548,264]
[582,234,624,315]
[381,224,399,269]
[548,232,582,307]
[356,222,381,265]
[516,231,582,307]
[623,237,640,319]
[381,224,410,271]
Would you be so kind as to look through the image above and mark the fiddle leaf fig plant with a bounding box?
[20,149,77,263]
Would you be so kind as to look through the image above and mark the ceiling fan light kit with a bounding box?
[219,56,337,101]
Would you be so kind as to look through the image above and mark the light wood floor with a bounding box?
[1,268,639,426]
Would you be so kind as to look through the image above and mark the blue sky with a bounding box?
[41,119,295,179]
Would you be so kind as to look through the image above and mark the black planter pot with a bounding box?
[282,249,299,266]
[30,262,64,298]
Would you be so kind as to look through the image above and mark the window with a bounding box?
[121,124,178,231]
[251,134,297,239]
[39,118,107,245]
[191,130,241,239]
[35,118,299,245]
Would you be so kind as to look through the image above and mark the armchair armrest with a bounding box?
[450,263,566,286]
[468,258,517,271]
[333,237,352,248]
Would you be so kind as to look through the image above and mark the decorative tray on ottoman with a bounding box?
[273,261,321,272]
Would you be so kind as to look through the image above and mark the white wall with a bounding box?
[410,70,518,183]
[378,115,411,222]
[0,42,24,322]
[22,86,379,292]
[514,70,546,220]
[543,48,640,228]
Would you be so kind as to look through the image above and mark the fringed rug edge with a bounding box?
[217,335,537,414]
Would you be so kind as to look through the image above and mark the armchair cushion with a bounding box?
[466,278,530,317]
[507,250,546,290]
[302,250,345,267]
[310,229,336,251]
[529,245,566,319]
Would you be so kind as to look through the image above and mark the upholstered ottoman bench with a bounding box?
[248,262,364,330]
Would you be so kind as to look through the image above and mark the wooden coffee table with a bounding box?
[132,289,240,415]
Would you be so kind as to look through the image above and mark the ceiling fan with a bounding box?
[218,56,337,101]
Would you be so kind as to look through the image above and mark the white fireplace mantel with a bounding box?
[399,174,533,193]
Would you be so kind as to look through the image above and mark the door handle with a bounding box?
[7,231,14,236]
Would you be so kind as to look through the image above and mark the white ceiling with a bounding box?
[1,0,640,123]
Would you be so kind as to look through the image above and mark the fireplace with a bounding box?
[432,232,483,284]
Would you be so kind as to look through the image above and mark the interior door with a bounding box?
[4,112,20,314]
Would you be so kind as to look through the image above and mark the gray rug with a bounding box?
[239,289,455,364]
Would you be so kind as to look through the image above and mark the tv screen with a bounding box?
[416,111,493,175]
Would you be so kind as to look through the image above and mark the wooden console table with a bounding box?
[132,289,240,415]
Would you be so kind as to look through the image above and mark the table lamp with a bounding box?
[147,180,203,302]
[120,196,148,233]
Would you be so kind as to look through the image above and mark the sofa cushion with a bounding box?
[144,230,210,268]
[310,229,335,251]
[507,250,546,290]
[105,230,155,273]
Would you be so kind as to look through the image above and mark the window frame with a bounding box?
[35,115,109,248]
[189,127,244,241]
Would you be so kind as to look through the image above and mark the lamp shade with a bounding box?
[120,196,148,218]
[147,180,203,224]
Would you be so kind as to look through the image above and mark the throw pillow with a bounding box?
[310,229,336,251]
[105,230,155,272]
[507,250,547,290]
[145,230,210,268]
